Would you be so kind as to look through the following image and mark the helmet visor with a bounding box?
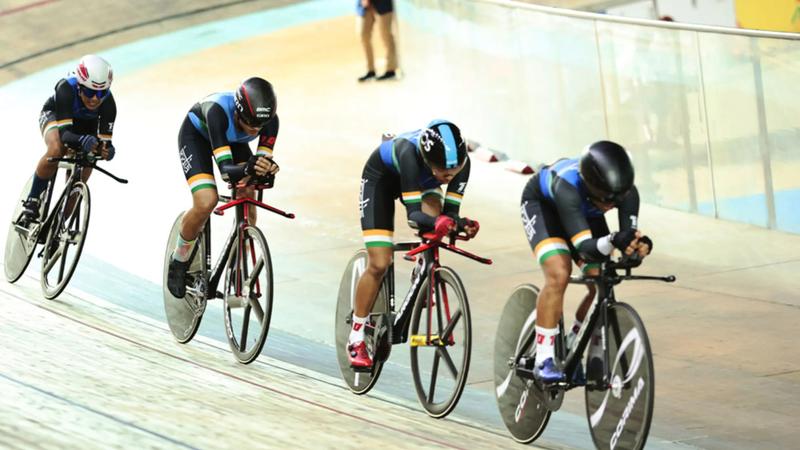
[79,86,109,99]
[586,183,629,204]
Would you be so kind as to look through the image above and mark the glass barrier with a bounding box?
[397,0,800,233]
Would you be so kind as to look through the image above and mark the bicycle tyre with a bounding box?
[334,249,389,395]
[409,266,471,418]
[585,302,654,450]
[494,283,551,444]
[162,212,206,344]
[41,182,90,299]
[223,225,273,364]
[4,177,40,283]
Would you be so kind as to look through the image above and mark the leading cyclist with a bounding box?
[520,141,652,384]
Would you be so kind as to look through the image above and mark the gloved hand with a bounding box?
[434,215,456,237]
[611,229,637,251]
[78,135,98,155]
[457,217,480,239]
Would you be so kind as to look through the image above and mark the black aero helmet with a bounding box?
[579,140,635,203]
[418,119,467,170]
[234,77,276,128]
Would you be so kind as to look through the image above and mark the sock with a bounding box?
[28,173,49,200]
[534,326,559,366]
[172,232,196,262]
[349,314,367,345]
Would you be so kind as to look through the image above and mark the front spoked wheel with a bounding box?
[586,302,654,450]
[223,225,273,364]
[4,177,42,283]
[494,284,552,444]
[410,266,471,418]
[41,182,90,299]
[163,212,207,344]
[334,250,390,395]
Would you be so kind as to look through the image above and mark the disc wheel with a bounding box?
[4,177,42,283]
[494,284,552,444]
[585,302,654,450]
[223,225,273,364]
[409,266,471,418]
[163,212,207,344]
[334,249,390,395]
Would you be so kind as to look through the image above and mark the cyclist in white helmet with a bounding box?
[19,54,117,222]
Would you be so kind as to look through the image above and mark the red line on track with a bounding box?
[11,292,466,450]
[0,0,59,17]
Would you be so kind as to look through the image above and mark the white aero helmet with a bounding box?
[75,55,113,90]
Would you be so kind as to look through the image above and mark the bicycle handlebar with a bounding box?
[403,231,492,265]
[568,254,675,285]
[47,156,128,184]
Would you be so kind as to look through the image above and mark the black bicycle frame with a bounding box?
[514,258,675,388]
[384,242,435,345]
[191,182,294,302]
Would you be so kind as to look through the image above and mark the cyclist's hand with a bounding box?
[97,142,115,161]
[612,229,641,256]
[78,135,99,155]
[434,215,455,237]
[637,235,652,257]
[245,155,277,177]
[457,217,480,239]
[263,156,279,175]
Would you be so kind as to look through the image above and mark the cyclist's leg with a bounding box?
[568,216,608,328]
[350,163,394,364]
[25,112,64,209]
[175,119,217,259]
[522,197,571,379]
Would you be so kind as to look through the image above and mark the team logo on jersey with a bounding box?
[521,202,537,240]
[629,215,638,229]
[457,182,467,194]
[107,122,114,132]
[359,178,369,219]
[180,146,193,174]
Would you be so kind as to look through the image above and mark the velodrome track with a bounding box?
[1,1,798,448]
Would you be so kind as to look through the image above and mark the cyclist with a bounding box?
[166,77,280,298]
[348,119,480,368]
[520,141,652,383]
[19,55,116,224]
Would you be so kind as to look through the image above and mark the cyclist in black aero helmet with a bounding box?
[166,77,280,298]
[519,140,653,385]
[347,119,479,369]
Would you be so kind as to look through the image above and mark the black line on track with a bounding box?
[0,372,200,450]
[0,0,299,69]
[4,289,467,450]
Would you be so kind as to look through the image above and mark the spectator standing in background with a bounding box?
[356,0,398,82]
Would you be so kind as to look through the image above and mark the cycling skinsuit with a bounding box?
[359,130,471,247]
[178,92,279,192]
[521,158,639,271]
[38,77,116,146]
